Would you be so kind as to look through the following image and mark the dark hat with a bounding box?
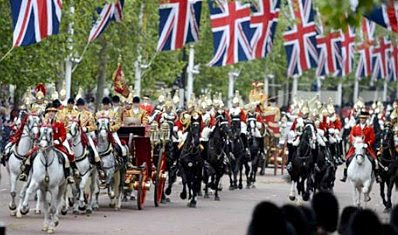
[133,96,140,103]
[102,97,111,105]
[76,98,86,106]
[52,99,62,109]
[67,97,75,105]
[359,109,370,118]
[112,95,120,103]
[45,103,58,113]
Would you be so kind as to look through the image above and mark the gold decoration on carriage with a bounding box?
[159,122,171,142]
[249,81,267,111]
[149,122,160,144]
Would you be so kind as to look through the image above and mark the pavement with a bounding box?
[0,166,397,235]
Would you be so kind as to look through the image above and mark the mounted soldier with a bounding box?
[341,109,379,182]
[19,104,75,183]
[229,91,247,149]
[122,96,149,126]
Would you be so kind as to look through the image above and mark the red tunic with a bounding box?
[52,122,75,162]
[345,124,376,160]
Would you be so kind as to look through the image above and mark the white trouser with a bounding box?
[87,131,100,162]
[112,132,127,156]
[62,140,73,167]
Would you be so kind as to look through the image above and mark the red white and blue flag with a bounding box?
[208,0,253,66]
[250,0,280,59]
[340,26,356,77]
[366,2,398,33]
[389,44,398,81]
[88,0,124,42]
[316,29,342,77]
[157,0,202,51]
[283,0,318,77]
[355,18,375,79]
[372,37,391,80]
[10,0,62,47]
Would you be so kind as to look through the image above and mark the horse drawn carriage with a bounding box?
[117,124,168,210]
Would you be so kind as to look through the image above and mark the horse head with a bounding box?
[68,118,81,139]
[26,114,42,139]
[39,125,53,149]
[97,117,110,140]
[353,136,367,165]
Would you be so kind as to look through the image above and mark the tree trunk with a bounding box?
[95,38,108,111]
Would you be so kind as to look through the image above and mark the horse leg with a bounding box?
[380,181,387,208]
[386,178,394,211]
[9,172,18,215]
[180,172,187,200]
[114,171,121,210]
[35,190,42,214]
[78,175,89,212]
[20,180,39,216]
[245,162,252,188]
[289,181,296,201]
[41,189,50,232]
[214,176,221,201]
[16,181,28,218]
[238,162,243,190]
[47,187,59,234]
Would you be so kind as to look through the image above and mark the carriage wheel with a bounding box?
[137,173,147,210]
[154,148,167,207]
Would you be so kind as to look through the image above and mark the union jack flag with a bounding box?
[250,0,280,59]
[208,0,253,66]
[157,0,202,51]
[316,29,342,77]
[10,0,62,47]
[355,18,375,79]
[372,37,391,80]
[389,44,398,81]
[88,0,124,42]
[366,2,398,33]
[341,26,356,76]
[283,0,318,77]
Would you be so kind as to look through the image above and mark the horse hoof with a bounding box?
[197,191,203,197]
[289,195,296,201]
[54,221,59,227]
[61,209,67,216]
[86,208,93,214]
[122,197,128,202]
[20,207,29,215]
[204,194,210,199]
[187,202,197,208]
[35,209,41,214]
[246,185,251,189]
[47,228,54,234]
[214,196,220,201]
[130,195,136,201]
[384,208,392,213]
[180,192,187,200]
[165,188,172,196]
[238,184,243,190]
[10,210,16,216]
[73,210,79,215]
[8,203,16,211]
[114,207,120,211]
[78,205,86,211]
[109,203,115,208]
[229,186,235,191]
[42,224,48,232]
[165,198,171,203]
[303,193,310,202]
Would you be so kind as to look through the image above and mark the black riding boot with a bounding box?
[70,161,80,178]
[340,168,347,182]
[19,161,31,182]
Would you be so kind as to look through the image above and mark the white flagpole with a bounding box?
[186,44,195,102]
[353,76,359,104]
[292,75,298,99]
[65,5,75,100]
[134,2,145,97]
[337,78,343,107]
[383,78,388,102]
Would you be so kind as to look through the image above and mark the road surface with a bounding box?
[0,166,396,235]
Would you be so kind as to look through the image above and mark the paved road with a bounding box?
[0,166,396,235]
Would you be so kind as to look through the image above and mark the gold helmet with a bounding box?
[354,99,364,111]
[172,92,180,105]
[232,90,240,105]
[164,100,173,110]
[36,91,45,101]
[301,102,309,115]
[180,112,191,126]
[59,89,66,101]
[391,109,398,120]
[321,104,329,116]
[327,103,335,115]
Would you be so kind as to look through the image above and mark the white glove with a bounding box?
[54,140,60,145]
[328,128,335,134]
[363,143,368,148]
[173,126,178,132]
[82,127,88,132]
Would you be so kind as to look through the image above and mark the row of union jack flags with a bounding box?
[8,0,398,80]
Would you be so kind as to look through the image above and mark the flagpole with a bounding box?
[186,44,195,102]
[134,2,145,97]
[292,75,298,99]
[337,77,343,107]
[0,47,14,62]
[65,5,75,100]
[228,70,238,109]
[316,76,322,98]
[383,78,388,102]
[353,76,359,104]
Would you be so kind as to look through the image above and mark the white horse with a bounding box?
[347,136,374,207]
[5,113,41,216]
[20,125,67,234]
[97,118,122,210]
[67,119,99,214]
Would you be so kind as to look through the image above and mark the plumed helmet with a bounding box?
[327,104,335,115]
[36,91,45,100]
[301,102,310,115]
[180,112,191,126]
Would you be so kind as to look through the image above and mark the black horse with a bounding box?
[314,142,336,192]
[246,115,262,187]
[288,124,316,202]
[227,116,251,190]
[179,117,203,208]
[377,123,398,211]
[203,121,229,200]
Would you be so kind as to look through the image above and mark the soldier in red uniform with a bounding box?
[340,110,378,182]
[19,105,75,184]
